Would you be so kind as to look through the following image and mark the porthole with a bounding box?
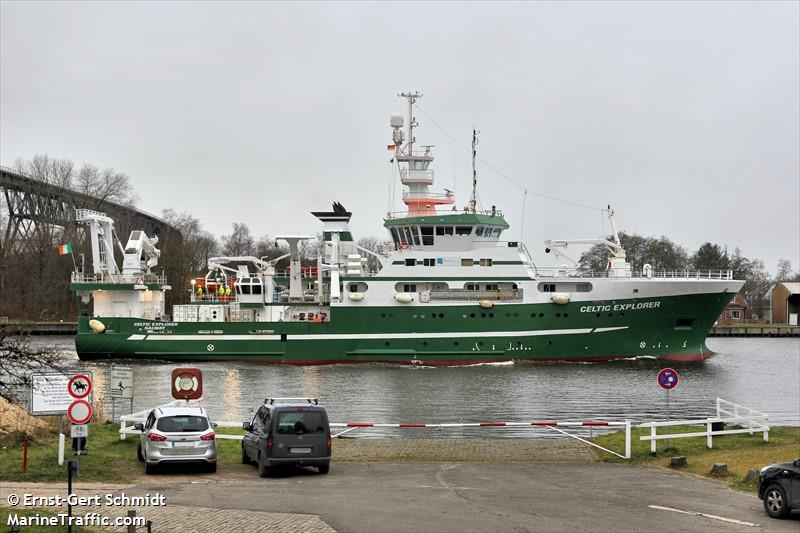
[595,313,601,318]
[412,314,418,319]
[478,341,484,346]
[608,313,613,317]
[422,341,428,346]
[454,341,459,346]
[619,313,625,317]
[556,313,561,318]
[439,313,444,318]
[547,340,552,345]
[420,314,426,319]
[538,313,544,318]
[385,341,390,346]
[563,313,569,318]
[489,313,494,318]
[381,313,386,318]
[530,313,536,318]
[470,313,476,318]
[481,313,486,318]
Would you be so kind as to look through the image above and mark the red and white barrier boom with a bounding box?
[330,419,632,459]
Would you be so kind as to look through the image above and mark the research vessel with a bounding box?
[71,92,742,364]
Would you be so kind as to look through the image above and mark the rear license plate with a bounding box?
[174,441,195,448]
[290,447,312,454]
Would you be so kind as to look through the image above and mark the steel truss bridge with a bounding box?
[0,165,180,260]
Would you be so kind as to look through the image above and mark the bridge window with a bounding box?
[475,227,484,237]
[395,283,417,293]
[405,258,416,266]
[461,258,473,267]
[479,258,493,267]
[455,226,472,236]
[423,258,436,267]
[576,283,592,292]
[539,283,556,293]
[491,228,502,238]
[410,227,421,246]
[485,284,499,291]
[465,283,479,291]
[421,226,434,246]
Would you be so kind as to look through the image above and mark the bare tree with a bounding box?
[75,163,138,207]
[221,223,255,257]
[0,326,66,404]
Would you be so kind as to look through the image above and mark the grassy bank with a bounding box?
[0,422,245,483]
[591,425,800,491]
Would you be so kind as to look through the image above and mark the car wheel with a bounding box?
[763,484,790,518]
[136,443,144,462]
[318,464,330,475]
[257,454,271,478]
[144,463,156,475]
[241,444,250,465]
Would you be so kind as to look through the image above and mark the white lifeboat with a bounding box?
[479,300,493,309]
[551,293,570,305]
[394,293,413,304]
[88,319,106,333]
[348,293,364,302]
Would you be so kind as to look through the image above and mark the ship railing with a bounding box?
[71,271,168,285]
[384,207,504,219]
[535,268,734,280]
[429,289,523,301]
[401,190,455,200]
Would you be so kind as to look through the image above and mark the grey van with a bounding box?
[241,398,331,477]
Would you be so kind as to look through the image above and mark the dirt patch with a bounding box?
[0,397,55,440]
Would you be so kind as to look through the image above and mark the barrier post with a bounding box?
[706,421,713,449]
[120,418,126,441]
[650,425,657,455]
[624,420,631,459]
[58,433,65,465]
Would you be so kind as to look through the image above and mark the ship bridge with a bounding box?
[383,208,509,251]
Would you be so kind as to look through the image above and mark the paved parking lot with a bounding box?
[154,462,799,533]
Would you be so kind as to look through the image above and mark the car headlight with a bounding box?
[760,465,772,474]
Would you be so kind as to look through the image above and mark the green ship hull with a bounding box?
[75,292,731,365]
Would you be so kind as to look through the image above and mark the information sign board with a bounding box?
[110,366,134,399]
[29,371,93,415]
[70,424,89,438]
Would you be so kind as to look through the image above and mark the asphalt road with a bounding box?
[138,462,800,532]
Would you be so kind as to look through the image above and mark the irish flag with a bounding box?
[57,243,73,255]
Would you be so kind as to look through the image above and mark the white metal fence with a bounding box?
[639,398,769,453]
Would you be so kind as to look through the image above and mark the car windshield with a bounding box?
[276,411,325,434]
[156,415,209,433]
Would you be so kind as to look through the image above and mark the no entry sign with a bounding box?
[657,368,679,391]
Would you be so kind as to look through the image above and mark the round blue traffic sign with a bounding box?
[657,368,679,391]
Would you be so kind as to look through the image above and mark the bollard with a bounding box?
[711,463,728,476]
[127,510,137,533]
[58,433,65,466]
[744,469,759,484]
[669,456,687,468]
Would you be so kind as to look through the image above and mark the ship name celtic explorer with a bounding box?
[71,93,743,364]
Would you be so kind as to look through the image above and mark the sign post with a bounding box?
[67,374,93,463]
[110,365,134,422]
[657,368,680,450]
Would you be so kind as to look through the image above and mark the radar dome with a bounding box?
[390,114,404,128]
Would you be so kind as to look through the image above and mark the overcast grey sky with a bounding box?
[2,1,798,273]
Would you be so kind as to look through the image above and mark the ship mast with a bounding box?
[398,91,421,156]
[469,128,479,213]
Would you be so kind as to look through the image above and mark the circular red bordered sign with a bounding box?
[68,374,92,399]
[67,399,93,425]
[657,368,679,391]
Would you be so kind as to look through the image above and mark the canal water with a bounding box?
[31,337,800,437]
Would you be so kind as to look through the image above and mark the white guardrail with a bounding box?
[638,398,769,454]
[118,397,768,459]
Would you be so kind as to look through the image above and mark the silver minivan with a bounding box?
[242,398,331,477]
[135,406,217,474]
